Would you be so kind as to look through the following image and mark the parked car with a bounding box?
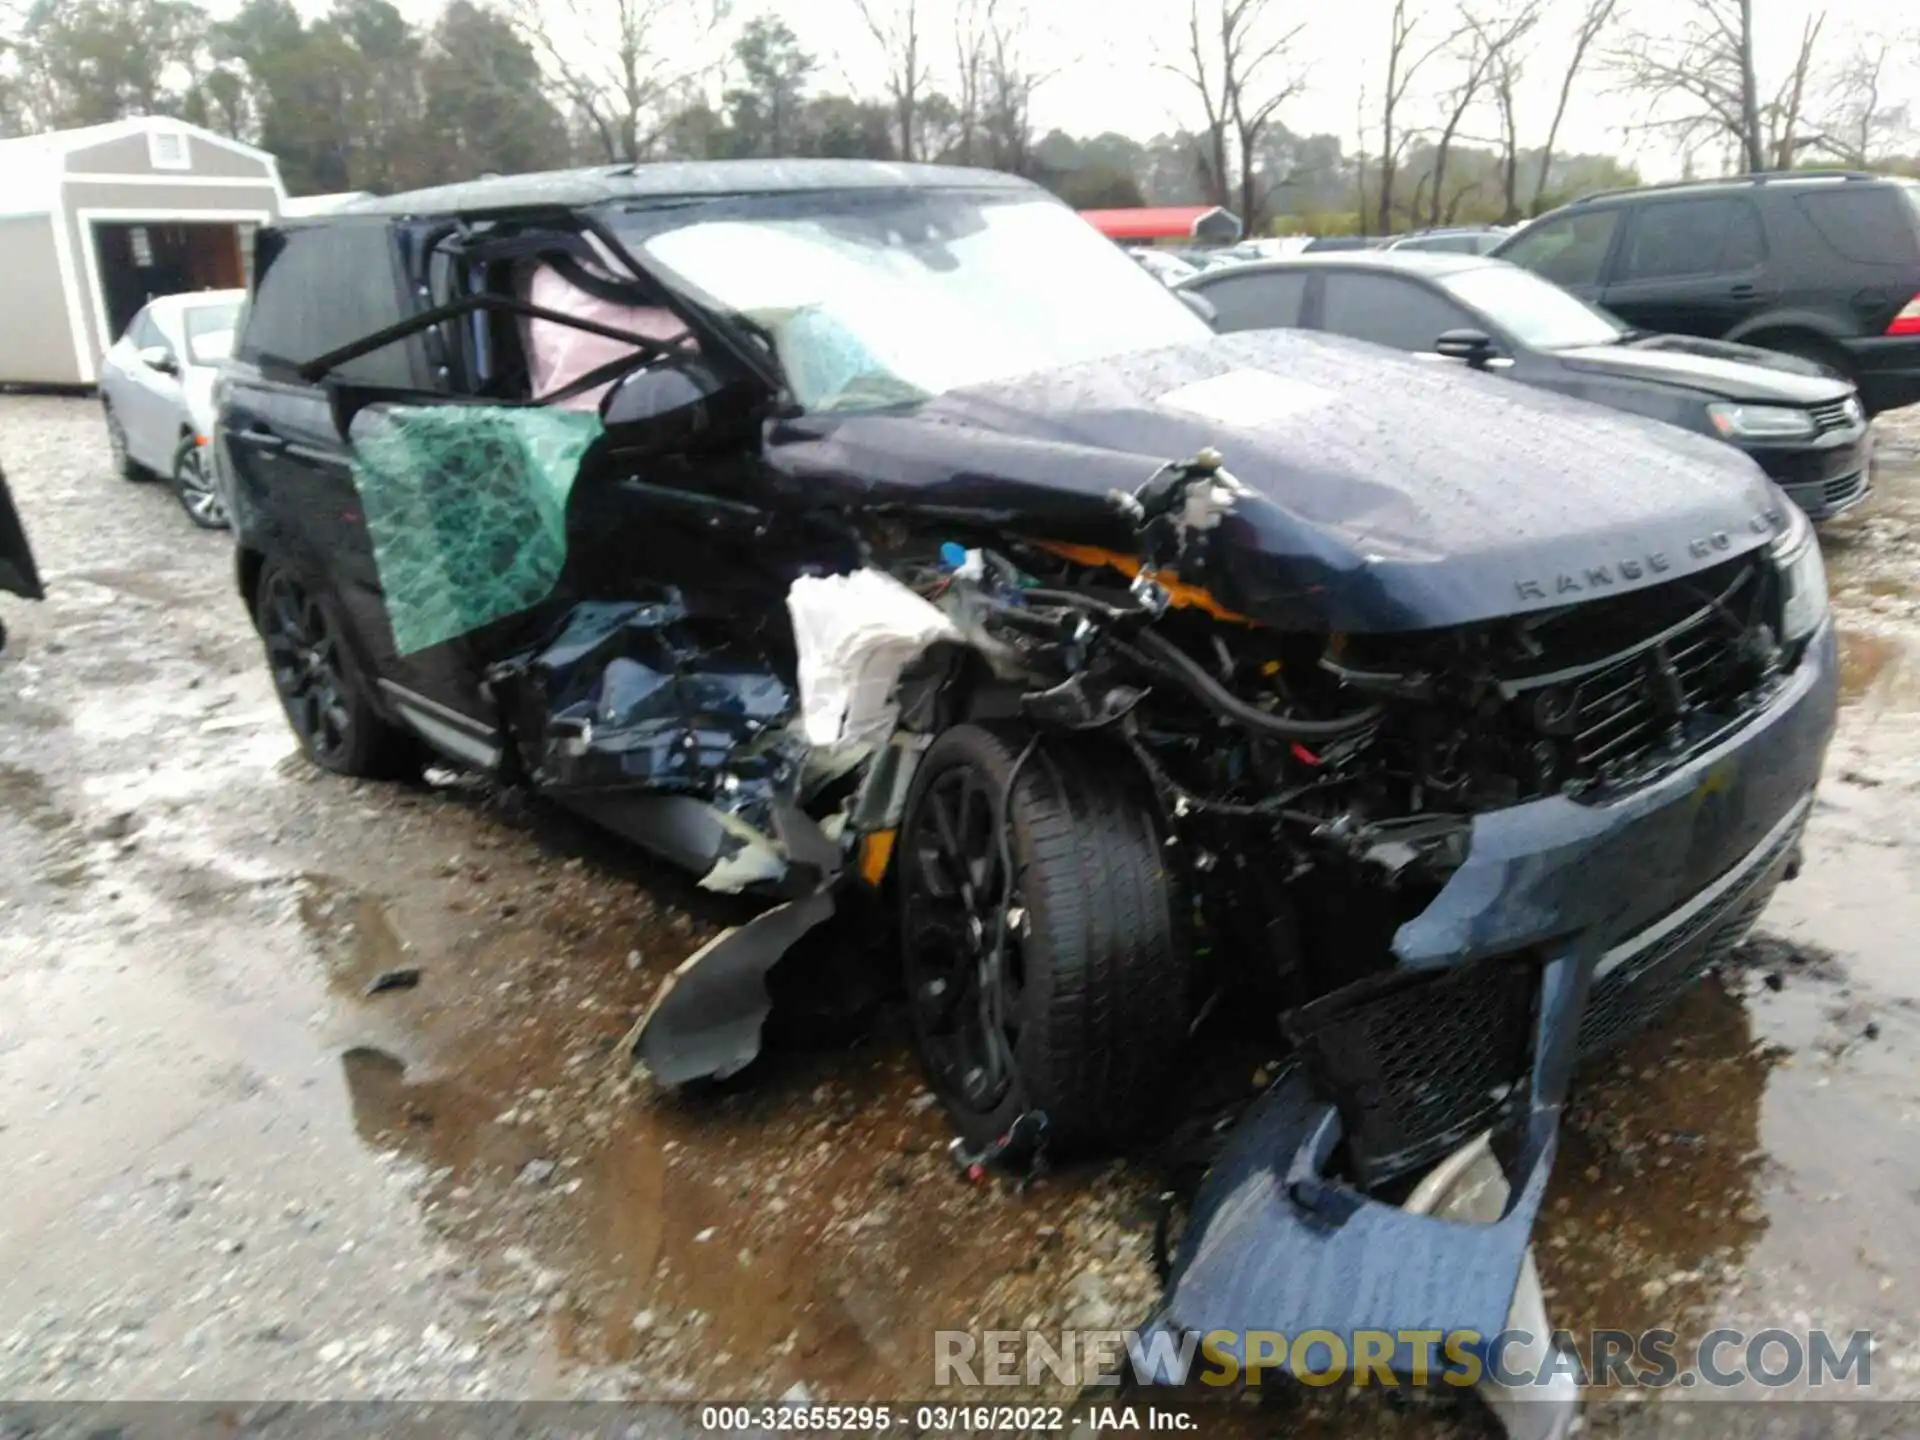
[1383,225,1509,254]
[0,463,44,653]
[217,161,1834,1379]
[1300,234,1383,253]
[1177,251,1872,519]
[99,289,245,528]
[1127,247,1199,285]
[1494,171,1920,416]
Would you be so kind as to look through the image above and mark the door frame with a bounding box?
[76,207,270,379]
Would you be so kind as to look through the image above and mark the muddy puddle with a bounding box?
[302,831,1167,1404]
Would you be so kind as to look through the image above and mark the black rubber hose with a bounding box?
[1131,628,1383,740]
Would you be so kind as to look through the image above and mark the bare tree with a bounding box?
[952,0,985,165]
[978,0,1047,174]
[1765,11,1825,170]
[1806,33,1909,166]
[1609,0,1812,174]
[1353,81,1370,232]
[1377,0,1467,234]
[1162,0,1305,233]
[1427,0,1537,227]
[854,0,930,161]
[519,0,728,163]
[1532,0,1617,212]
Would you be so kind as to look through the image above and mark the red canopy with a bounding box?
[1078,205,1242,243]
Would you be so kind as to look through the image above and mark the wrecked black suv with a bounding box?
[219,161,1837,1388]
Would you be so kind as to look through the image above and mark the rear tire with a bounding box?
[255,561,421,780]
[898,723,1190,1156]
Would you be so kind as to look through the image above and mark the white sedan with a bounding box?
[98,289,245,529]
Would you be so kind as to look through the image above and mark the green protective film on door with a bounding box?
[349,405,604,655]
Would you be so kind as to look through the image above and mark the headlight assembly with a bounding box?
[1708,403,1818,440]
[1769,502,1828,643]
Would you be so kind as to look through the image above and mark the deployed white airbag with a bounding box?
[787,570,959,750]
[521,261,691,411]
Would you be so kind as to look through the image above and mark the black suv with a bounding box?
[216,161,1836,1372]
[1495,171,1920,416]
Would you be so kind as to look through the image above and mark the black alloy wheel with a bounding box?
[260,568,355,768]
[902,756,1029,1120]
[255,563,418,779]
[899,724,1190,1156]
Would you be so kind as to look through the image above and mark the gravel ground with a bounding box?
[1,394,1918,1435]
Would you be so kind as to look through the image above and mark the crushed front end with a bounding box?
[864,451,1837,1386]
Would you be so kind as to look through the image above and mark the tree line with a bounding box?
[0,0,1914,232]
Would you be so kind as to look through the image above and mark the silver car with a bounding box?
[98,290,245,529]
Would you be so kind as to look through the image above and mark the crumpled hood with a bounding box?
[1558,333,1855,406]
[777,330,1786,632]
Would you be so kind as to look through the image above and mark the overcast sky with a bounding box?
[340,0,1916,181]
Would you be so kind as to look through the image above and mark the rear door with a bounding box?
[225,222,476,724]
[1599,194,1770,337]
[1188,268,1314,333]
[1314,271,1481,355]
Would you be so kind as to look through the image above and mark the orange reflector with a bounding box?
[859,828,897,886]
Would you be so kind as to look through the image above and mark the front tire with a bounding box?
[255,561,419,780]
[899,723,1190,1156]
[171,437,229,529]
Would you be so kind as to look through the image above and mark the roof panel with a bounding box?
[337,159,1037,218]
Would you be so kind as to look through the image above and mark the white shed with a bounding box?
[0,117,285,385]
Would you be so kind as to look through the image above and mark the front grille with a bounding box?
[1497,556,1770,790]
[1578,814,1802,1053]
[1821,470,1866,508]
[1788,469,1866,514]
[1809,398,1858,435]
[1562,607,1750,779]
[1284,957,1535,1187]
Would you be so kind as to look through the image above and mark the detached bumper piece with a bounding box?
[1137,1069,1556,1376]
[1283,799,1808,1188]
[1284,956,1535,1188]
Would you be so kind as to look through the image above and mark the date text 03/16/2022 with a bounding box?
[695,1404,1194,1432]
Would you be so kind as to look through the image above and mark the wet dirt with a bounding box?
[3,395,1920,1427]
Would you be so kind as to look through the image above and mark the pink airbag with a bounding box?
[522,263,691,411]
